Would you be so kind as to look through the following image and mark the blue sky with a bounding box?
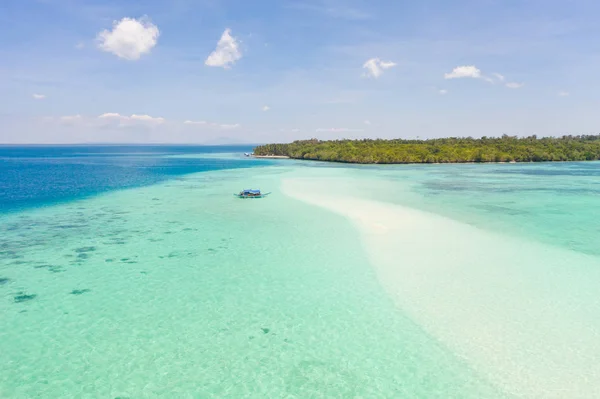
[1,0,599,143]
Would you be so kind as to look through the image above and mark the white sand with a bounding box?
[282,176,600,399]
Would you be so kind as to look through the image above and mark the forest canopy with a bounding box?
[253,135,600,164]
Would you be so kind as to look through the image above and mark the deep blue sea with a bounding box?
[0,145,262,213]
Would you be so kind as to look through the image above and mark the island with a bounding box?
[253,135,600,164]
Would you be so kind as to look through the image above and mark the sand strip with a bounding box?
[282,176,600,399]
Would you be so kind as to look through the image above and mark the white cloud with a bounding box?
[444,65,482,79]
[98,112,124,119]
[219,123,240,129]
[130,114,165,124]
[97,17,159,60]
[439,89,448,95]
[558,91,570,97]
[205,29,242,68]
[506,82,524,89]
[32,94,46,100]
[316,128,363,132]
[262,105,270,112]
[183,120,207,125]
[364,120,371,125]
[492,73,505,81]
[363,58,396,78]
[97,113,165,127]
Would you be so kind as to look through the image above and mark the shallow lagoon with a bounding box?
[2,154,600,397]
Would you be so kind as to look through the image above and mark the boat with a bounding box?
[235,189,270,199]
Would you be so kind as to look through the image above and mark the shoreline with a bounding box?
[251,155,290,159]
[253,155,600,164]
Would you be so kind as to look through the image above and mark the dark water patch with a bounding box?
[0,277,11,285]
[105,258,114,263]
[70,289,91,295]
[55,224,88,230]
[77,253,90,260]
[0,250,22,259]
[11,260,29,265]
[75,246,96,253]
[261,327,270,334]
[165,250,196,259]
[14,292,37,303]
[163,231,174,235]
[152,197,160,201]
[148,238,163,242]
[472,204,530,216]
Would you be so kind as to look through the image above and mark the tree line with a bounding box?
[253,135,600,164]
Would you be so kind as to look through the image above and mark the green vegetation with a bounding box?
[253,135,600,164]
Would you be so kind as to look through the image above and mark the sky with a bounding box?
[1,0,599,144]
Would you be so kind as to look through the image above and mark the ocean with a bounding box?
[1,147,599,398]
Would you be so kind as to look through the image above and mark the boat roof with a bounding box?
[242,189,261,194]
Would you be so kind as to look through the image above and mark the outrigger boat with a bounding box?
[235,189,270,199]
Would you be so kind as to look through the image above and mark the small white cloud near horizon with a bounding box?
[97,17,159,60]
[439,89,448,95]
[184,120,240,129]
[32,94,46,100]
[558,91,570,97]
[316,128,363,133]
[492,73,505,81]
[363,58,396,78]
[364,120,371,125]
[98,112,165,126]
[506,82,524,89]
[219,123,240,129]
[444,65,482,80]
[262,105,270,112]
[205,29,242,69]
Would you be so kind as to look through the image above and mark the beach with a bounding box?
[2,154,600,397]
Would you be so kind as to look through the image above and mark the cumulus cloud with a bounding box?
[363,58,396,78]
[97,17,159,60]
[439,89,448,95]
[444,65,482,79]
[183,120,207,125]
[506,82,524,89]
[262,105,270,111]
[32,94,46,100]
[205,29,242,68]
[558,91,570,97]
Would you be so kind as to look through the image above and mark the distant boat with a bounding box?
[244,152,253,157]
[235,189,270,198]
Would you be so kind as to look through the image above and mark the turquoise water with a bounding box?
[2,154,600,397]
